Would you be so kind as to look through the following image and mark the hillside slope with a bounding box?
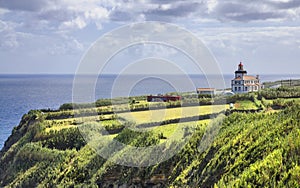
[0,102,299,187]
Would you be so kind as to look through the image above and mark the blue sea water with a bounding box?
[0,74,299,149]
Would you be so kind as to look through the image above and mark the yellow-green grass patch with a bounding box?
[118,104,227,124]
[147,119,211,141]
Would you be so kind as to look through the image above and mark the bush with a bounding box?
[114,128,159,147]
[258,87,300,99]
[95,99,112,107]
[42,128,86,150]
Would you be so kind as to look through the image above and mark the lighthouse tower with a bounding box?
[235,62,247,79]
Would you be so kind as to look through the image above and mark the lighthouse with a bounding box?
[231,62,262,93]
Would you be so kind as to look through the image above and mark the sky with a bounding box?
[0,0,300,75]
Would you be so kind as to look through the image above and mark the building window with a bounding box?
[235,87,237,91]
[245,87,248,91]
[238,87,241,91]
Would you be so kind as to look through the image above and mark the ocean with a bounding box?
[0,74,299,149]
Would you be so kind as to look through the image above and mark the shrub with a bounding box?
[114,128,159,147]
[42,128,86,150]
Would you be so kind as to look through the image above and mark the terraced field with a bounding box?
[45,105,229,135]
[118,104,227,124]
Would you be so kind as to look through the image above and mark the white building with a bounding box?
[231,62,262,93]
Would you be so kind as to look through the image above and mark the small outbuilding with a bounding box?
[196,88,216,95]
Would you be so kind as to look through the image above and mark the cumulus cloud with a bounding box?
[0,0,299,57]
[144,2,204,21]
[268,0,300,10]
[106,0,300,23]
[0,0,299,32]
[210,0,299,22]
[0,0,110,32]
[108,0,209,22]
[0,17,84,54]
[0,1,110,53]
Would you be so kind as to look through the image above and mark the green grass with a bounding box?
[271,98,300,103]
[264,98,300,108]
[147,119,211,142]
[118,104,228,124]
[45,125,74,132]
[234,100,258,110]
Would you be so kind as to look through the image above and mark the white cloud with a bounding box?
[196,26,300,56]
[207,0,218,13]
[189,26,300,74]
[60,17,87,30]
[1,0,300,33]
[0,0,111,33]
[0,18,85,55]
[0,20,20,50]
[0,0,299,74]
[0,7,8,15]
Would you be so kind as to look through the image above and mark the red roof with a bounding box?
[243,75,257,80]
[233,75,258,81]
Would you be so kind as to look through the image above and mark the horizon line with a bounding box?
[1,73,300,76]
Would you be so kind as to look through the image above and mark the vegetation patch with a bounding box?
[1,89,300,187]
[234,100,258,110]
